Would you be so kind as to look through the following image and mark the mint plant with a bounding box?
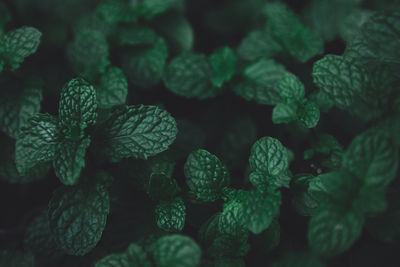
[0,0,399,266]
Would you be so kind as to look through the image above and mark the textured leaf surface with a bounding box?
[184,149,230,202]
[277,74,305,103]
[152,235,201,267]
[59,78,97,136]
[264,2,323,62]
[24,212,63,259]
[298,101,320,128]
[95,0,136,24]
[0,26,41,70]
[272,103,297,124]
[15,114,60,175]
[100,105,177,161]
[133,0,182,19]
[308,206,364,255]
[53,137,91,185]
[249,137,288,176]
[98,67,128,108]
[48,177,110,255]
[209,46,237,87]
[67,29,109,80]
[156,197,186,232]
[343,131,398,187]
[95,243,151,267]
[237,30,282,61]
[241,189,281,234]
[164,53,216,99]
[0,86,42,138]
[312,55,368,108]
[0,137,49,183]
[233,59,288,105]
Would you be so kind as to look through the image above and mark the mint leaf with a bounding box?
[249,137,289,176]
[24,212,63,260]
[95,0,136,24]
[155,197,186,232]
[95,243,151,267]
[100,105,177,161]
[233,59,288,105]
[67,29,109,80]
[264,2,323,62]
[298,101,320,128]
[308,206,364,255]
[272,103,297,124]
[48,176,110,255]
[97,67,128,109]
[151,234,201,267]
[164,52,216,99]
[237,30,282,61]
[0,26,41,70]
[209,46,237,88]
[53,136,91,185]
[59,77,97,137]
[0,85,42,138]
[0,137,49,184]
[15,114,60,175]
[353,185,387,215]
[184,149,230,202]
[343,131,398,187]
[312,55,368,109]
[121,36,168,88]
[277,74,305,103]
[133,0,182,19]
[241,189,281,234]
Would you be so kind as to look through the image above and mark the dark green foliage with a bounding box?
[1,1,400,266]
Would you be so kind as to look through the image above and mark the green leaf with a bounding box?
[53,136,91,185]
[97,67,128,109]
[147,173,181,201]
[312,55,368,109]
[133,0,182,19]
[249,137,289,176]
[164,52,216,99]
[241,189,281,234]
[0,85,42,138]
[219,198,248,237]
[15,114,60,175]
[0,137,49,184]
[353,185,387,215]
[184,149,230,202]
[59,77,97,136]
[67,29,109,80]
[151,234,201,267]
[308,206,364,255]
[233,59,288,105]
[237,30,282,61]
[95,243,151,267]
[24,212,63,260]
[121,35,168,88]
[155,197,186,232]
[0,250,34,267]
[277,74,305,103]
[48,176,110,255]
[0,26,41,70]
[95,0,136,24]
[343,131,399,187]
[209,46,237,88]
[272,103,297,124]
[100,105,178,161]
[298,101,320,128]
[264,2,323,62]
